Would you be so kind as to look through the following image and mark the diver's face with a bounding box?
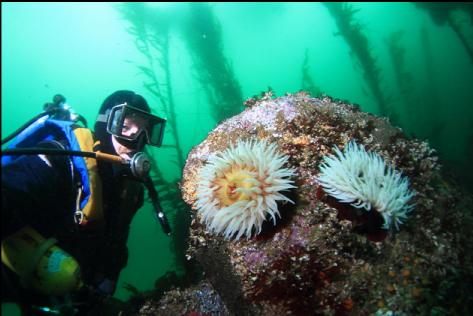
[112,116,147,160]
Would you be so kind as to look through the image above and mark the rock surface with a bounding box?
[145,92,473,315]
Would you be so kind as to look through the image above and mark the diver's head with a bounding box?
[95,90,151,159]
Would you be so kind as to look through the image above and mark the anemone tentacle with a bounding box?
[318,140,415,230]
[196,139,296,240]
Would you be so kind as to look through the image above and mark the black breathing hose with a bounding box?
[2,93,87,146]
[1,148,97,159]
[144,176,172,236]
[1,111,52,145]
[1,110,88,146]
[0,148,125,167]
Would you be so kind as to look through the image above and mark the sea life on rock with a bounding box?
[195,139,296,240]
[317,140,415,230]
[178,92,471,315]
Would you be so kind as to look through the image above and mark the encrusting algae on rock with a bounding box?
[147,91,473,315]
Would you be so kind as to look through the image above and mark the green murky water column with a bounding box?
[2,2,473,315]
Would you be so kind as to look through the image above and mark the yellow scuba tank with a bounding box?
[1,226,83,296]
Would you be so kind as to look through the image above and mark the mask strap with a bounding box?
[96,109,111,123]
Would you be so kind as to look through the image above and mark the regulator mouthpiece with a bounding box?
[129,152,151,179]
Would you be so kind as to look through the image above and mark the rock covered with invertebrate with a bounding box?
[180,92,473,315]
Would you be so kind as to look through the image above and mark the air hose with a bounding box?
[1,148,124,164]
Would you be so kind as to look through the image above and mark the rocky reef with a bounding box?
[134,279,228,316]
[135,92,473,315]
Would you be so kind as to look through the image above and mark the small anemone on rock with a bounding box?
[195,139,296,240]
[317,140,415,230]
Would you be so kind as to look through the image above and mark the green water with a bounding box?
[2,2,473,315]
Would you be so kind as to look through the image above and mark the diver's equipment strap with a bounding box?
[73,128,104,226]
[96,110,110,123]
[21,237,58,289]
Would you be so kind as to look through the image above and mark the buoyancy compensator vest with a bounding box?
[2,117,104,226]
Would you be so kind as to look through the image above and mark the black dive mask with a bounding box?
[96,103,166,148]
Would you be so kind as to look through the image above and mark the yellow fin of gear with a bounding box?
[73,127,103,226]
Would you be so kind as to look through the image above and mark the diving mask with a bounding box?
[98,103,166,147]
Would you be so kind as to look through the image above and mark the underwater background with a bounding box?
[2,2,473,315]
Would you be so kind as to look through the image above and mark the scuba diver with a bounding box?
[1,90,170,315]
